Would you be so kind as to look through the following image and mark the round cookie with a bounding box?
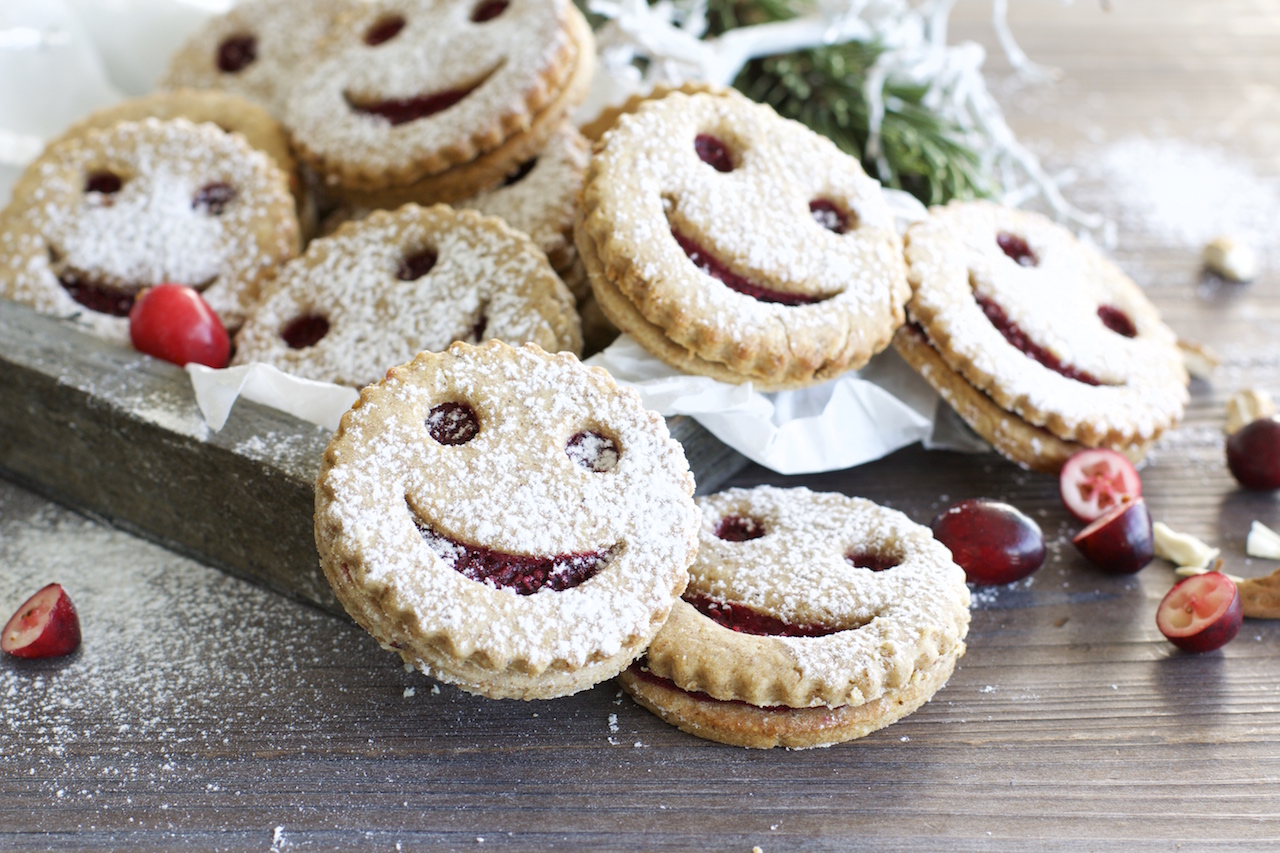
[315,340,701,700]
[618,486,970,749]
[233,204,582,387]
[161,0,359,118]
[903,200,1188,451]
[575,91,910,390]
[0,118,300,343]
[283,0,594,202]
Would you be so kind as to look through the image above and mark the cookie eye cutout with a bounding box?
[501,157,537,187]
[694,134,734,173]
[281,314,330,349]
[471,0,509,22]
[844,551,901,572]
[1097,305,1137,338]
[715,515,766,541]
[397,247,438,281]
[84,171,123,196]
[809,199,852,235]
[364,15,406,45]
[345,66,500,126]
[996,232,1038,267]
[566,430,620,473]
[426,402,479,445]
[193,182,236,215]
[217,34,257,73]
[671,228,830,306]
[683,593,839,637]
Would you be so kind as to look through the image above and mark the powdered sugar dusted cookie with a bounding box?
[233,204,581,387]
[899,200,1188,459]
[0,118,299,343]
[283,0,593,202]
[619,486,969,748]
[576,91,910,390]
[161,0,358,117]
[316,340,700,700]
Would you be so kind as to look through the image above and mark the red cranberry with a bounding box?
[809,199,849,234]
[1226,417,1280,490]
[673,230,826,306]
[566,431,619,472]
[128,283,230,368]
[426,402,479,445]
[1072,498,1154,575]
[217,35,257,73]
[683,593,837,637]
[1156,573,1242,653]
[192,182,235,215]
[364,15,406,45]
[2,583,81,659]
[996,232,1038,266]
[931,498,1045,585]
[397,249,438,281]
[694,134,734,172]
[85,171,122,195]
[715,515,765,542]
[471,0,509,22]
[1097,305,1137,337]
[281,314,330,349]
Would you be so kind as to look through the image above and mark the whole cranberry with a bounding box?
[931,498,1046,585]
[128,283,230,368]
[1227,417,1280,490]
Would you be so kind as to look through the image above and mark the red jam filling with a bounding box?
[397,249,438,281]
[566,431,620,472]
[281,314,329,349]
[627,662,813,713]
[414,518,611,595]
[996,232,1038,267]
[684,593,838,638]
[85,171,123,195]
[672,230,828,306]
[58,275,135,317]
[974,292,1102,386]
[809,199,849,234]
[217,35,257,73]
[501,158,537,187]
[192,182,235,215]
[714,515,765,541]
[1097,305,1137,338]
[694,134,734,172]
[471,0,509,22]
[426,402,479,445]
[347,81,483,126]
[364,15,406,45]
[845,551,899,571]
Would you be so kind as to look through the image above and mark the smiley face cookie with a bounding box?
[0,118,300,343]
[618,486,970,749]
[895,200,1187,468]
[576,91,910,390]
[315,340,701,700]
[233,204,581,387]
[283,0,594,207]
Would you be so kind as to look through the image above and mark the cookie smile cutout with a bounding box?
[344,65,501,126]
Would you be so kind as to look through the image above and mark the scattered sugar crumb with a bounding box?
[403,687,415,698]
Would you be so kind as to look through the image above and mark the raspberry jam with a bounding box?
[398,249,438,281]
[975,293,1102,386]
[217,35,257,73]
[85,171,123,195]
[809,199,849,234]
[845,552,899,571]
[471,0,509,22]
[415,519,610,595]
[996,232,1038,266]
[281,314,329,349]
[58,274,135,317]
[426,402,479,445]
[566,431,620,472]
[715,515,766,541]
[694,134,734,172]
[348,82,482,126]
[501,158,537,187]
[364,15,406,45]
[193,182,235,215]
[1097,305,1137,338]
[673,231,828,306]
[684,593,838,637]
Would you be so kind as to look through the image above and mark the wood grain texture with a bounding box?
[5,0,1280,849]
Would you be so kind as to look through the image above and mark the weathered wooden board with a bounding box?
[0,299,747,615]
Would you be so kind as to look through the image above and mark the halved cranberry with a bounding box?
[1156,573,1242,653]
[715,515,765,541]
[996,232,1038,266]
[846,552,899,571]
[2,584,81,659]
[684,593,837,637]
[414,518,609,594]
[58,274,135,317]
[809,199,849,234]
[566,431,619,472]
[471,0,509,22]
[1072,498,1154,575]
[85,171,122,195]
[694,134,734,172]
[426,402,479,445]
[975,292,1102,386]
[501,158,537,187]
[673,230,827,306]
[281,314,329,349]
[193,182,235,215]
[397,249,437,281]
[364,15,405,45]
[1097,305,1137,338]
[217,35,257,73]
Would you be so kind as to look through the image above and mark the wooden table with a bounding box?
[4,1,1280,848]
